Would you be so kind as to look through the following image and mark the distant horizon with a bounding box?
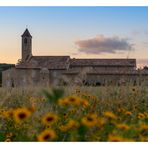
[0,7,148,67]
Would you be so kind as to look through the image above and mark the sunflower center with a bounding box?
[43,134,51,140]
[46,117,54,122]
[87,117,94,122]
[18,113,27,119]
[69,98,76,102]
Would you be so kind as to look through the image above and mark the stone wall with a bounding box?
[2,67,148,87]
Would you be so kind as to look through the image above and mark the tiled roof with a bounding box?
[16,56,70,69]
[87,70,148,75]
[70,59,136,67]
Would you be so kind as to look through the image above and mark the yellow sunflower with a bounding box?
[103,111,117,120]
[67,96,81,105]
[80,99,90,108]
[6,133,13,138]
[81,113,98,127]
[108,134,132,142]
[59,119,79,132]
[13,108,32,123]
[125,111,132,116]
[58,98,69,106]
[140,136,148,142]
[37,129,56,142]
[116,123,130,130]
[42,112,58,126]
[138,113,145,119]
[4,138,11,142]
[97,117,106,127]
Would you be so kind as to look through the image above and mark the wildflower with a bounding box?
[143,112,148,118]
[59,119,79,132]
[80,99,90,108]
[108,134,133,142]
[138,113,145,119]
[67,96,81,105]
[66,119,79,129]
[63,113,68,118]
[13,108,32,123]
[75,88,80,94]
[116,123,130,130]
[69,109,76,114]
[117,108,126,113]
[125,111,132,116]
[4,138,11,142]
[97,117,106,127]
[42,112,58,126]
[139,124,148,132]
[81,113,98,127]
[37,129,56,142]
[2,109,13,119]
[140,136,148,142]
[58,98,69,106]
[103,111,117,120]
[59,125,68,132]
[6,133,13,138]
[108,134,124,142]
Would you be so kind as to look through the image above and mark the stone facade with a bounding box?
[2,29,148,87]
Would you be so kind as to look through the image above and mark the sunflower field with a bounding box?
[0,86,148,142]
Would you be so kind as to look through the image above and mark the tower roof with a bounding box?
[21,28,32,37]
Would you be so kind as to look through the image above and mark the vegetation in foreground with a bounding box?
[0,86,148,142]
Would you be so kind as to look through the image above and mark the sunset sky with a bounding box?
[0,7,148,67]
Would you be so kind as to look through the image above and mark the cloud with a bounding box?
[75,35,133,54]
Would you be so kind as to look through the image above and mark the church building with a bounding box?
[2,29,148,87]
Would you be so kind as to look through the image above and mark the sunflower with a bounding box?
[140,136,148,142]
[108,135,124,142]
[42,112,58,126]
[37,129,56,142]
[67,96,81,105]
[59,119,79,132]
[143,112,148,118]
[116,123,130,130]
[66,119,79,129]
[97,117,106,127]
[103,111,117,120]
[138,113,145,119]
[6,133,13,138]
[13,108,32,123]
[125,111,132,116]
[108,134,131,142]
[4,138,11,142]
[139,124,148,132]
[58,98,69,106]
[59,125,67,132]
[81,113,98,127]
[80,99,90,108]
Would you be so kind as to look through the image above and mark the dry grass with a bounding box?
[0,85,148,141]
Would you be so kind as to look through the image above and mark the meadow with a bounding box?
[0,85,147,142]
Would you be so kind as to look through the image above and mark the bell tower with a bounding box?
[21,28,32,62]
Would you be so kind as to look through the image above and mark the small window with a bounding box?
[24,38,27,44]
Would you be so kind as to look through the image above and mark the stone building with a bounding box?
[2,29,148,87]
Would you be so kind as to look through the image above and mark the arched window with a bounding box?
[24,38,27,44]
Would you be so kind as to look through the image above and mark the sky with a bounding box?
[0,7,148,67]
